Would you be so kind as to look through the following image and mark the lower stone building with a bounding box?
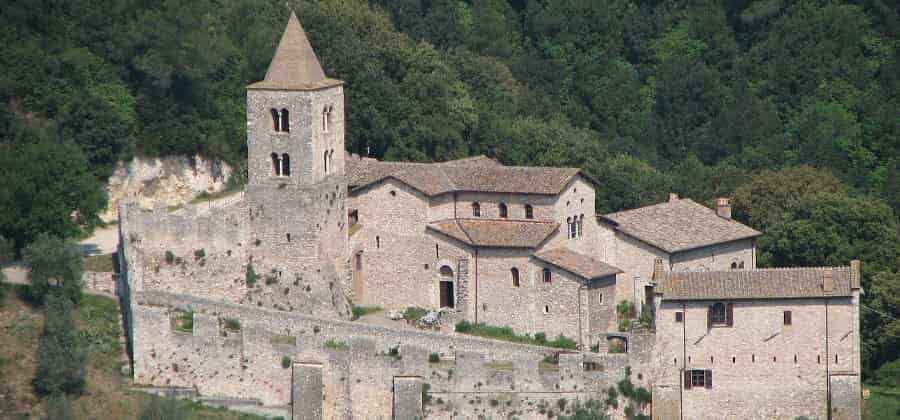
[649,260,862,420]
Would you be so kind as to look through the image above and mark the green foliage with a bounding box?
[281,356,292,369]
[245,263,259,287]
[78,294,126,373]
[165,250,175,265]
[403,306,428,322]
[223,318,241,331]
[324,338,349,350]
[558,399,610,420]
[42,393,75,420]
[0,142,106,252]
[454,320,577,349]
[83,253,116,272]
[877,358,900,388]
[34,294,87,396]
[351,305,383,320]
[138,393,188,420]
[23,234,84,305]
[171,309,193,333]
[429,353,441,363]
[617,300,635,332]
[193,249,205,260]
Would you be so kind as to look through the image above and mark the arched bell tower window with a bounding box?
[270,109,281,132]
[271,153,281,176]
[280,109,290,132]
[281,153,291,176]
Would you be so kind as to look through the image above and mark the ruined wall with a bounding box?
[652,297,860,419]
[130,291,640,419]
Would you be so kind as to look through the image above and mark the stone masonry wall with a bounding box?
[652,297,860,419]
[130,291,642,419]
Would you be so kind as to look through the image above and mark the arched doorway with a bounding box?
[353,251,364,302]
[439,265,455,308]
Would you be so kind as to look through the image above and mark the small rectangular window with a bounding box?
[543,268,552,283]
[783,310,792,325]
[690,370,706,387]
[675,312,684,323]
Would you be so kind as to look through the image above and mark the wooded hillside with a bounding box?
[0,0,897,378]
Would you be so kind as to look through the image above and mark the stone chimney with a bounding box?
[716,197,732,219]
[823,270,834,293]
[668,193,679,203]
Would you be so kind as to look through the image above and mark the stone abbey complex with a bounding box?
[117,12,862,420]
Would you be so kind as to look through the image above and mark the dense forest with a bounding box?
[0,0,898,378]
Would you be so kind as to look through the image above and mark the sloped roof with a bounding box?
[248,11,342,90]
[346,155,582,196]
[533,248,622,280]
[427,218,558,248]
[600,198,761,254]
[655,266,859,301]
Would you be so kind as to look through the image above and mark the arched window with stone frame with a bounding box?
[499,203,508,218]
[472,202,481,217]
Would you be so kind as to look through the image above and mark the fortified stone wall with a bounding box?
[129,291,648,419]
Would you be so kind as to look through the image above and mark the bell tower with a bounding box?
[246,11,345,187]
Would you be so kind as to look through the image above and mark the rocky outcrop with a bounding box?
[101,155,233,222]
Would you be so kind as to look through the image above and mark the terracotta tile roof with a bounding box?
[533,248,623,280]
[600,198,761,253]
[655,266,859,301]
[247,12,343,90]
[346,155,582,196]
[427,218,558,248]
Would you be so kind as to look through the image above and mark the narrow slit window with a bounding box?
[281,153,291,176]
[511,267,520,287]
[280,109,290,132]
[271,109,280,131]
[271,153,281,176]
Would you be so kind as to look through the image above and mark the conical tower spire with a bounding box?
[250,11,338,89]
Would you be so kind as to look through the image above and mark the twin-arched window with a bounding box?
[271,108,290,132]
[271,153,291,176]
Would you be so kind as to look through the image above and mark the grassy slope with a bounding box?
[864,385,900,419]
[0,284,269,419]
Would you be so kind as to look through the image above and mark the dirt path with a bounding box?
[79,225,120,256]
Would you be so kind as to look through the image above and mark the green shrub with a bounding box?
[171,309,194,333]
[877,358,900,387]
[281,356,292,369]
[351,305,383,320]
[558,399,609,420]
[245,263,259,287]
[453,321,577,349]
[35,295,87,395]
[193,249,205,260]
[324,338,348,350]
[165,250,175,264]
[403,306,428,321]
[223,318,241,331]
[638,304,652,329]
[429,353,441,363]
[534,332,548,344]
[23,234,84,305]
